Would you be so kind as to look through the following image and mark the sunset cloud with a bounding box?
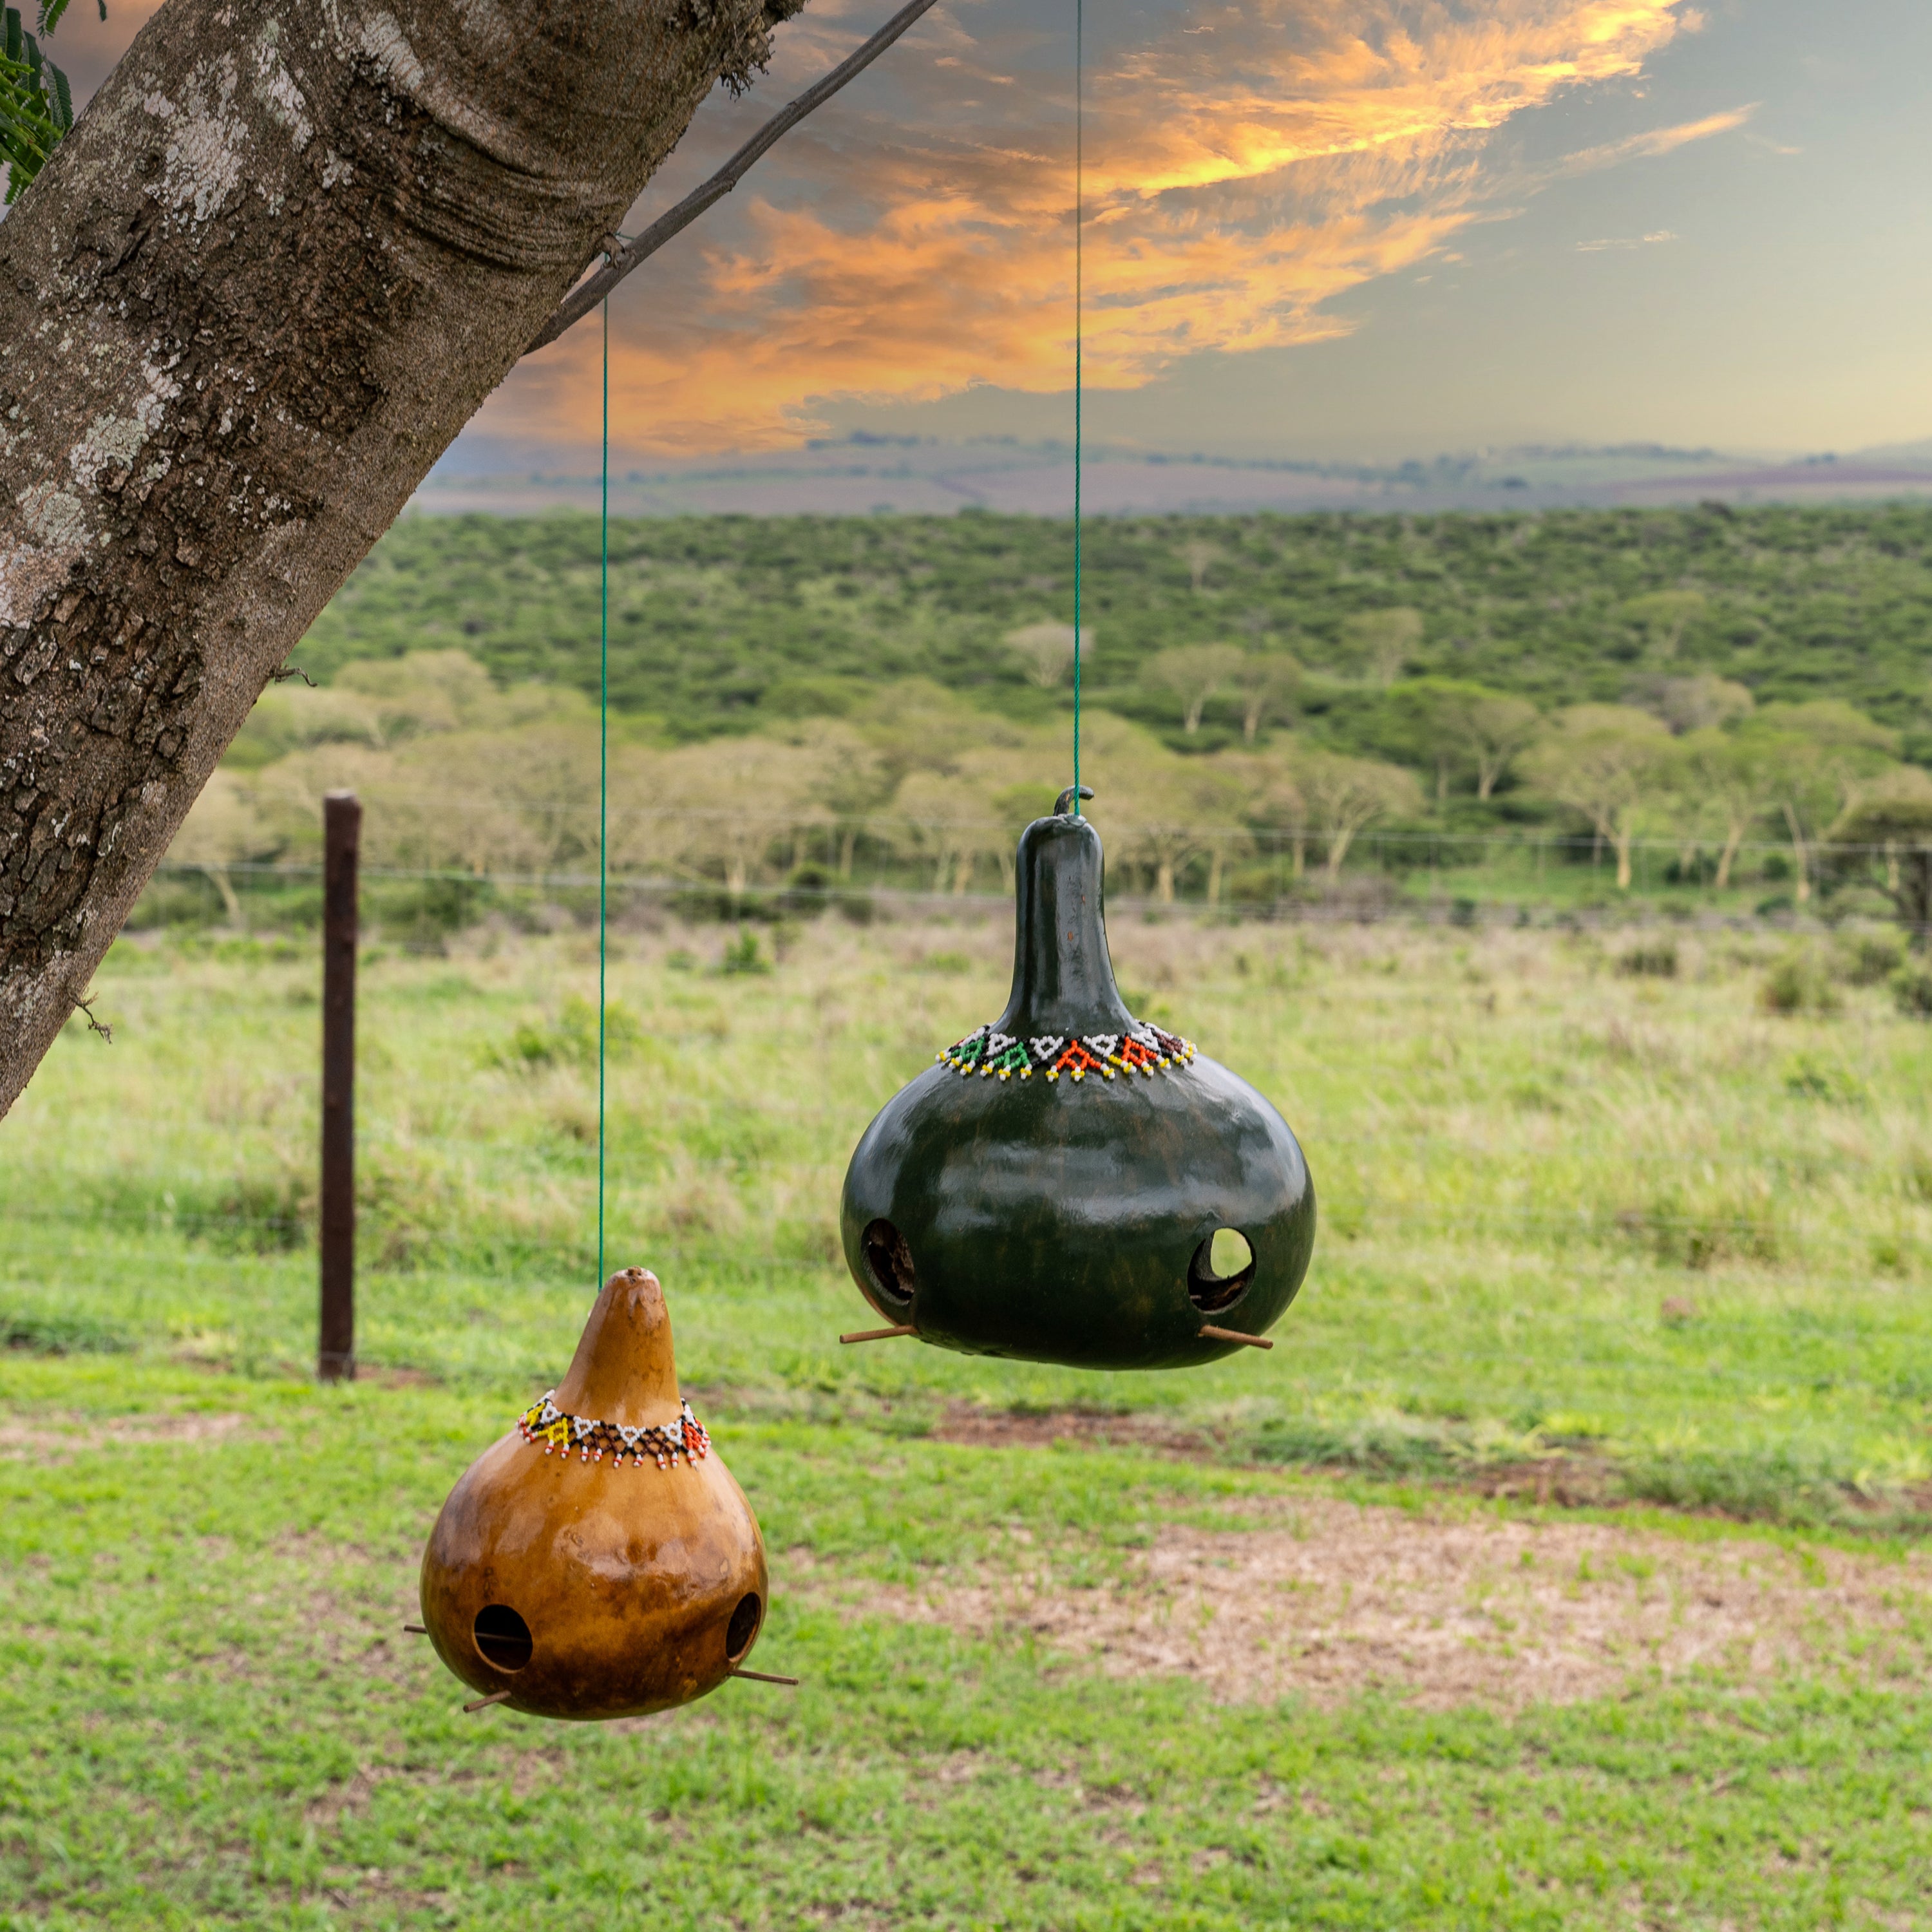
[499,0,1733,451]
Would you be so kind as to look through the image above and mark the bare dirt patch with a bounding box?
[929,1405,1213,1457]
[804,1495,1932,1711]
[0,1410,267,1459]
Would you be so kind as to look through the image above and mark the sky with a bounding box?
[40,0,1932,465]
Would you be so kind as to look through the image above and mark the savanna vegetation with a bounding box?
[170,502,1932,946]
[301,504,1932,746]
[6,910,1932,1925]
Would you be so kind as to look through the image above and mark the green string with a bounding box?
[597,292,609,1294]
[1070,0,1083,817]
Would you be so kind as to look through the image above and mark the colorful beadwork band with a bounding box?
[517,1392,712,1468]
[938,1021,1197,1084]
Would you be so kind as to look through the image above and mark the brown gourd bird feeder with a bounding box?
[418,1267,777,1718]
[840,791,1316,1370]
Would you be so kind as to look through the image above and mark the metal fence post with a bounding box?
[319,791,361,1383]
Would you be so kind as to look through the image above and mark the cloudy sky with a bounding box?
[46,0,1932,463]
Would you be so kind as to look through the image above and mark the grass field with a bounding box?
[5,909,1932,1926]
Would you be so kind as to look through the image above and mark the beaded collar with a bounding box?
[516,1392,712,1468]
[938,1020,1197,1084]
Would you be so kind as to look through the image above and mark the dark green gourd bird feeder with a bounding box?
[840,791,1316,1370]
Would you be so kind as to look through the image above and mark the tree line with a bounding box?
[175,648,1931,942]
[308,504,1932,756]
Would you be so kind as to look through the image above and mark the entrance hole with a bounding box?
[1188,1228,1256,1312]
[726,1592,763,1662]
[473,1603,533,1672]
[862,1218,916,1305]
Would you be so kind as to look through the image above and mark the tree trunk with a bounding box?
[1613,828,1633,891]
[1326,823,1359,879]
[0,0,802,1115]
[1715,818,1746,890]
[1781,802,1812,904]
[1476,761,1498,802]
[1155,857,1175,903]
[204,862,242,925]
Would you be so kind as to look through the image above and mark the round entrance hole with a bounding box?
[725,1591,763,1663]
[1188,1227,1256,1313]
[473,1603,533,1672]
[862,1218,916,1305]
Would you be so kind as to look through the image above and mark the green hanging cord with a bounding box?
[597,291,610,1294]
[1070,0,1083,817]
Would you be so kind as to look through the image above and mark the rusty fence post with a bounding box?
[319,791,361,1383]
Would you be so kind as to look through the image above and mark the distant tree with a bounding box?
[1745,701,1899,904]
[1240,748,1309,877]
[1521,705,1673,889]
[1106,761,1211,903]
[1181,538,1223,594]
[1146,643,1244,734]
[1229,651,1302,743]
[767,719,893,878]
[1627,672,1754,736]
[1670,729,1777,889]
[1294,750,1423,879]
[1464,692,1542,800]
[1340,609,1425,688]
[1826,768,1932,949]
[1620,590,1710,659]
[647,739,820,909]
[1005,621,1092,691]
[335,650,511,739]
[853,679,1028,791]
[167,773,273,925]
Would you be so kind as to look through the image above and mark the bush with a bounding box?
[720,929,772,976]
[1893,964,1932,1019]
[2,1308,132,1354]
[488,996,645,1070]
[1841,931,1906,986]
[1761,949,1841,1016]
[1616,938,1678,978]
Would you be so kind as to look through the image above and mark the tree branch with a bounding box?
[523,0,945,359]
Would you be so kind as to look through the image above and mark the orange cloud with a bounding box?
[499,0,1728,450]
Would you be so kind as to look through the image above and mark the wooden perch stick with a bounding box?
[464,1690,513,1713]
[840,1324,918,1344]
[1199,1326,1273,1350]
[525,0,947,355]
[731,1667,802,1685]
[402,1622,427,1635]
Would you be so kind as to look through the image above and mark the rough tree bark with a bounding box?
[0,0,803,1113]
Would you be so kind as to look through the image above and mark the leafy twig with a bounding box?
[524,0,945,357]
[1,1,94,204]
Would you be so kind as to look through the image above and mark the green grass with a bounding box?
[4,914,1932,1924]
[5,1362,1931,1928]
